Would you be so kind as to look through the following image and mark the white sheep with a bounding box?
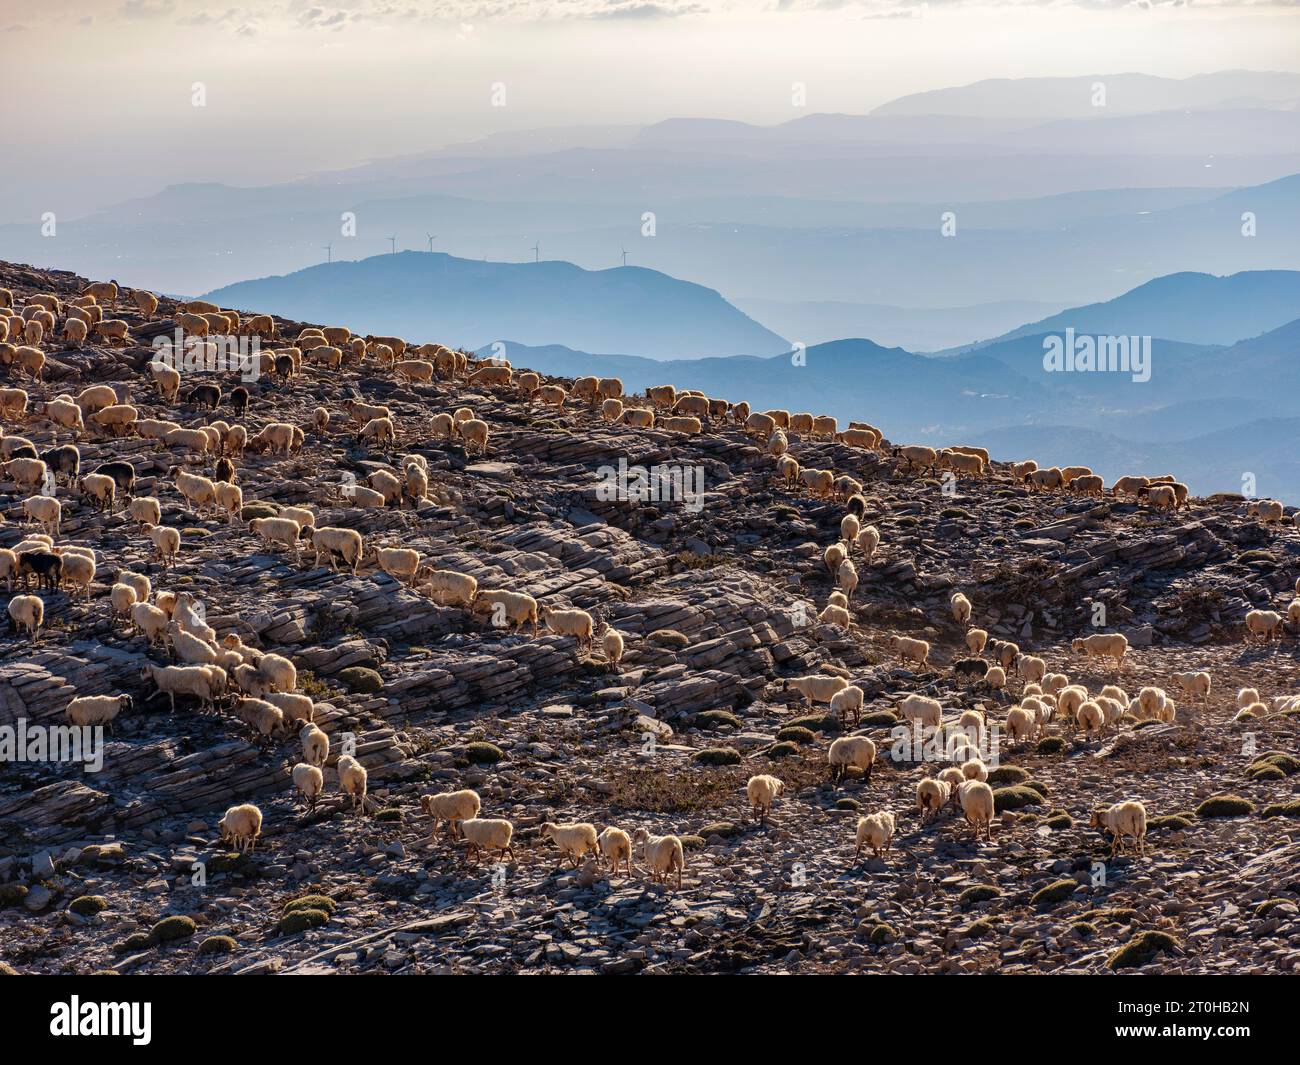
[746,774,784,822]
[916,777,950,823]
[337,754,368,812]
[950,592,972,626]
[889,635,930,669]
[460,818,516,864]
[7,594,43,640]
[140,663,223,712]
[1090,800,1147,857]
[1071,632,1128,671]
[785,674,848,706]
[144,524,181,568]
[827,735,876,784]
[854,810,896,859]
[597,826,634,878]
[218,803,263,853]
[292,763,325,811]
[65,693,132,733]
[1171,670,1211,708]
[540,822,600,867]
[420,789,482,840]
[829,684,865,726]
[300,723,329,767]
[898,693,942,730]
[958,779,995,842]
[631,828,684,889]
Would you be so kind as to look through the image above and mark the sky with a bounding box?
[0,0,1298,222]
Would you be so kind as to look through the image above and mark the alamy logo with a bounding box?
[594,456,705,513]
[1042,329,1151,383]
[0,718,103,772]
[50,997,151,1045]
[152,329,261,382]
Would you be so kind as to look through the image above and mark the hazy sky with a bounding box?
[1,0,1298,221]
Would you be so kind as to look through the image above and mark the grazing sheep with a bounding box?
[234,698,286,741]
[66,694,132,733]
[130,602,168,645]
[889,635,930,669]
[311,527,364,573]
[8,595,43,640]
[785,674,848,706]
[415,567,477,608]
[827,735,876,784]
[1090,800,1147,857]
[856,525,881,563]
[964,628,988,656]
[602,626,625,668]
[420,789,482,840]
[250,516,301,560]
[1171,670,1211,708]
[953,658,989,684]
[292,763,324,811]
[1005,705,1036,745]
[136,524,179,571]
[895,444,937,474]
[457,418,490,455]
[746,774,784,823]
[854,811,895,859]
[1246,500,1286,523]
[1018,654,1047,686]
[540,605,595,650]
[950,592,972,626]
[1075,699,1105,742]
[837,559,858,600]
[899,693,942,730]
[298,723,329,767]
[540,822,600,867]
[823,542,847,577]
[23,496,61,537]
[958,780,995,841]
[1237,687,1260,709]
[1245,609,1284,643]
[631,828,684,889]
[828,684,864,726]
[597,827,634,878]
[335,754,366,811]
[218,804,263,854]
[376,546,422,586]
[461,818,516,864]
[916,777,950,823]
[255,691,310,729]
[140,663,224,712]
[1071,632,1128,670]
[80,472,116,513]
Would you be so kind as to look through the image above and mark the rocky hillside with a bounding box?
[0,260,1297,976]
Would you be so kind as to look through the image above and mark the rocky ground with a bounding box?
[0,260,1297,976]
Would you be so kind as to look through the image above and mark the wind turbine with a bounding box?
[387,235,397,254]
[324,244,332,264]
[531,241,539,263]
[620,245,628,267]
[427,234,438,253]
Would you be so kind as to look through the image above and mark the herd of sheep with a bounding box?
[2,274,1298,899]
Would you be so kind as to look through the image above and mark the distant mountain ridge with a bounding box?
[954,269,1300,349]
[202,252,789,360]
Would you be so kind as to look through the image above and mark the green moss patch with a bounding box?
[993,785,1044,812]
[1031,879,1078,907]
[1108,931,1181,970]
[1196,795,1254,819]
